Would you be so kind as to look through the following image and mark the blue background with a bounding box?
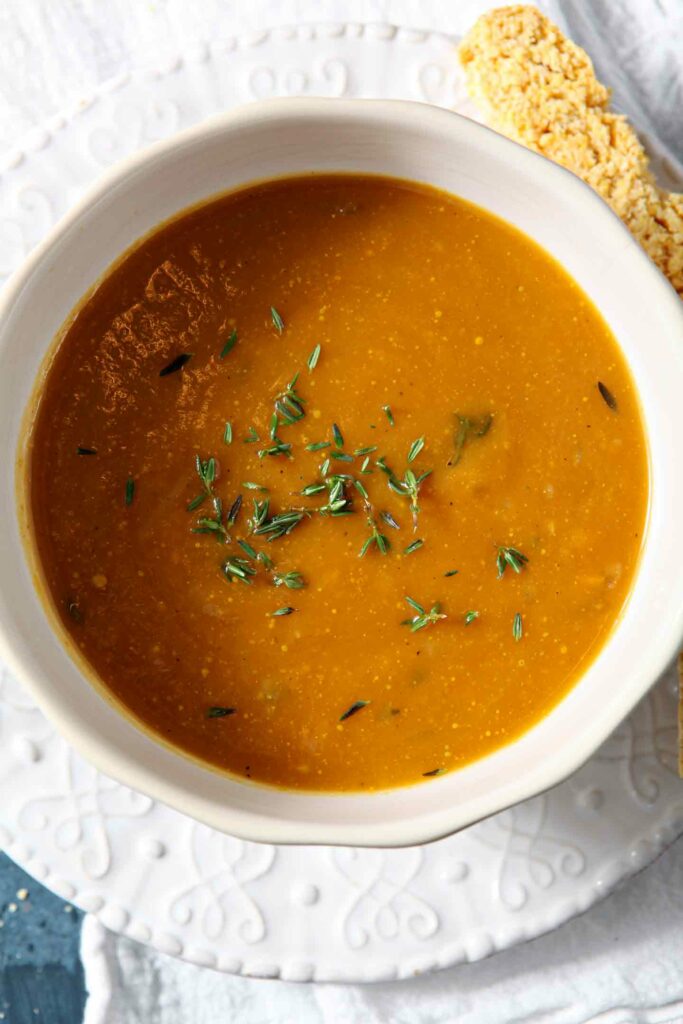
[0,854,85,1024]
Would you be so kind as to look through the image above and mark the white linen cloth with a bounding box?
[1,2,682,1021]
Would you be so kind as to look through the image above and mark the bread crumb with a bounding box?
[459,5,683,296]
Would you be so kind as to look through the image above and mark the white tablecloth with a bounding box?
[3,2,683,1022]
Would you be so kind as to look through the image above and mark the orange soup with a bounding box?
[26,175,648,791]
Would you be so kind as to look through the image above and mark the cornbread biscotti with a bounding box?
[459,5,683,297]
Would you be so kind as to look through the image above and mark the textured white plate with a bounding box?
[1,22,683,983]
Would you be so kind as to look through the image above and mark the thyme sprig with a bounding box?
[376,456,431,530]
[275,373,306,426]
[402,595,446,632]
[496,546,529,578]
[252,507,310,541]
[356,483,389,557]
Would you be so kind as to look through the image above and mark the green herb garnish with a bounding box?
[258,441,292,459]
[271,606,295,617]
[513,612,523,641]
[227,495,243,525]
[306,441,330,452]
[407,437,425,463]
[354,445,377,456]
[377,456,431,530]
[332,423,344,448]
[464,610,479,625]
[404,539,424,555]
[598,381,617,411]
[380,511,400,530]
[252,508,309,541]
[76,446,97,456]
[308,343,321,372]
[452,413,493,465]
[339,700,370,722]
[275,374,305,425]
[125,477,135,506]
[270,307,285,334]
[402,596,446,632]
[243,426,260,443]
[444,570,459,578]
[221,556,257,584]
[238,539,259,560]
[66,600,83,624]
[382,405,394,426]
[159,352,192,376]
[207,706,236,718]
[219,328,237,359]
[242,481,268,491]
[224,421,233,445]
[496,546,529,578]
[423,768,445,777]
[272,570,305,589]
[301,482,326,497]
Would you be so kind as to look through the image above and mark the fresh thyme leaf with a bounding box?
[252,508,310,541]
[187,493,206,512]
[270,306,284,334]
[464,610,479,625]
[320,457,331,476]
[407,436,425,463]
[496,546,529,578]
[221,556,257,584]
[242,481,268,491]
[307,343,321,372]
[339,700,370,722]
[354,479,369,501]
[76,446,97,456]
[513,612,523,641]
[380,511,400,530]
[452,413,493,465]
[271,606,295,617]
[376,456,431,530]
[598,381,617,411]
[423,768,445,777]
[125,477,135,506]
[66,600,83,624]
[251,498,270,529]
[159,352,192,376]
[224,421,233,445]
[403,596,446,632]
[360,456,372,474]
[257,551,274,570]
[275,375,305,426]
[331,451,353,463]
[301,482,326,496]
[258,441,292,459]
[444,570,459,578]
[227,494,243,525]
[332,423,344,448]
[272,570,305,589]
[306,441,330,452]
[238,539,258,560]
[269,413,279,441]
[219,328,237,359]
[207,706,236,718]
[404,538,424,555]
[354,445,377,456]
[243,426,259,443]
[382,405,394,426]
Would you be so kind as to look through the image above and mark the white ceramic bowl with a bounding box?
[2,98,683,848]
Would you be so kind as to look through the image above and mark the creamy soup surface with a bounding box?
[28,175,648,791]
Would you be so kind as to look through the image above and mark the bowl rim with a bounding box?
[2,96,683,848]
